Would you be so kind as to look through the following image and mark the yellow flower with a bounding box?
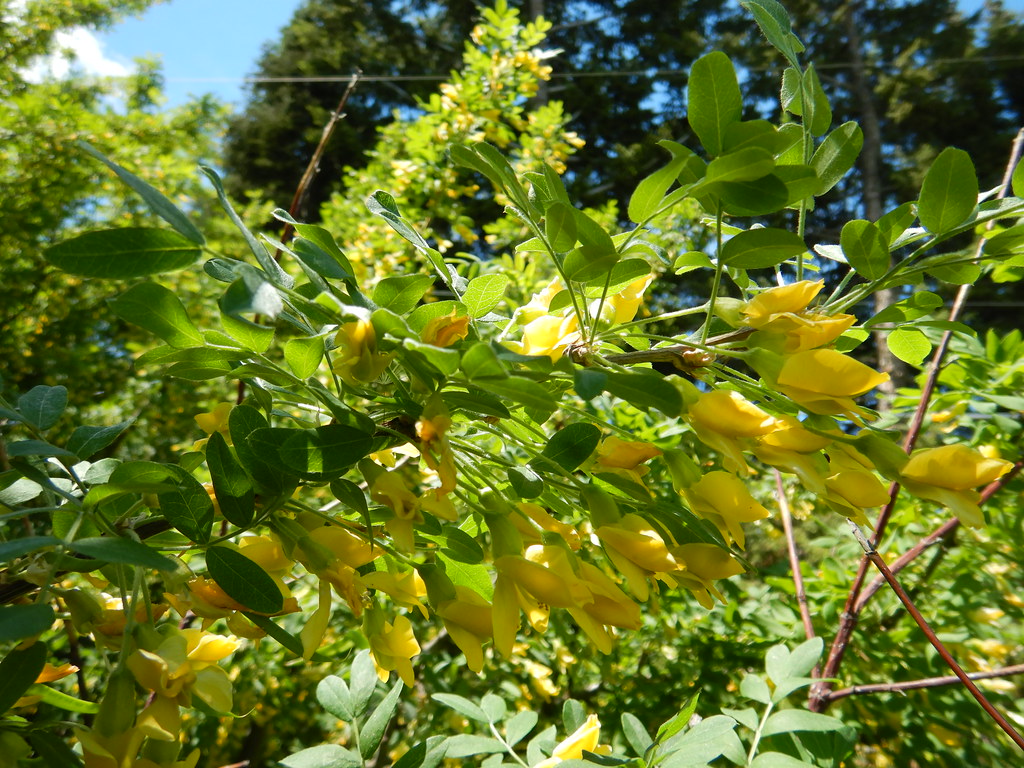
[899,445,1013,526]
[366,613,420,686]
[333,319,393,385]
[536,714,609,767]
[417,395,457,494]
[436,586,493,673]
[193,403,233,449]
[823,470,891,526]
[594,513,679,601]
[517,313,580,362]
[370,471,422,552]
[742,280,823,324]
[518,278,565,323]
[685,471,771,550]
[596,436,662,470]
[512,502,580,550]
[599,273,655,325]
[673,544,744,609]
[363,569,430,618]
[420,308,471,347]
[688,389,779,473]
[775,349,889,420]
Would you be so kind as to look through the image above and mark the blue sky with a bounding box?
[88,0,1024,110]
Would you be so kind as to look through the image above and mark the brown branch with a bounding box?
[812,128,1024,711]
[826,664,1024,703]
[775,470,816,647]
[846,521,1024,751]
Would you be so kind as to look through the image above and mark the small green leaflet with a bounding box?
[45,227,202,279]
[284,337,325,379]
[720,228,806,270]
[109,282,204,348]
[373,274,434,314]
[206,546,284,614]
[17,385,67,431]
[68,537,178,572]
[840,220,890,280]
[536,423,601,473]
[462,274,509,318]
[918,147,978,234]
[687,51,743,157]
[67,420,133,459]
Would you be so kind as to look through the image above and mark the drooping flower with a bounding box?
[594,513,679,601]
[774,349,889,420]
[436,585,493,673]
[333,319,393,385]
[685,471,771,550]
[687,389,779,473]
[365,612,420,686]
[742,280,824,326]
[899,444,1013,526]
[594,436,662,484]
[673,544,745,609]
[536,714,610,767]
[598,273,656,325]
[420,308,471,347]
[516,312,581,362]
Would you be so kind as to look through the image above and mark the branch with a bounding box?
[846,521,1024,751]
[826,664,1024,703]
[775,470,816,646]
[812,128,1024,711]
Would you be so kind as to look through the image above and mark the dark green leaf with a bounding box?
[230,405,290,493]
[294,223,355,280]
[840,220,889,280]
[292,237,352,281]
[243,613,305,657]
[545,201,579,251]
[69,537,177,571]
[574,368,608,400]
[461,342,508,380]
[17,385,67,430]
[918,147,978,234]
[159,472,215,544]
[6,440,76,459]
[0,536,59,563]
[721,228,806,269]
[80,141,204,245]
[716,174,790,216]
[703,147,775,185]
[220,272,284,319]
[374,275,434,314]
[722,120,786,154]
[463,274,510,318]
[443,391,510,420]
[109,282,204,348]
[285,337,325,379]
[536,423,601,472]
[360,682,404,758]
[331,478,369,517]
[440,526,485,564]
[508,466,544,499]
[403,339,461,376]
[811,122,862,195]
[206,432,255,527]
[67,420,133,459]
[604,371,682,417]
[688,51,742,157]
[622,713,653,756]
[252,425,373,481]
[628,155,689,223]
[0,641,47,715]
[206,545,284,614]
[45,227,201,279]
[0,605,54,643]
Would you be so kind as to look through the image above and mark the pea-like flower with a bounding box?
[333,319,393,385]
[536,714,610,767]
[899,444,1013,526]
[688,389,779,473]
[365,612,420,686]
[673,544,745,609]
[742,280,824,325]
[594,513,678,600]
[436,585,493,673]
[685,471,771,550]
[774,349,889,421]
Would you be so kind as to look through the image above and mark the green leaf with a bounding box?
[206,545,284,614]
[230,405,290,493]
[761,710,846,736]
[279,745,362,768]
[206,432,255,527]
[876,202,917,246]
[463,274,510,318]
[780,67,802,115]
[439,526,485,564]
[317,675,354,721]
[285,337,325,379]
[0,604,54,643]
[787,637,824,678]
[243,613,305,658]
[717,174,790,216]
[750,754,818,768]
[292,237,353,281]
[629,155,689,223]
[432,694,488,722]
[67,420,133,459]
[374,275,434,314]
[158,472,215,544]
[437,553,493,601]
[1012,157,1023,197]
[251,425,373,481]
[508,466,544,499]
[688,51,743,157]
[721,228,806,269]
[221,311,275,353]
[811,122,863,196]
[220,271,284,319]
[461,342,508,380]
[563,699,586,733]
[918,147,978,234]
[331,479,369,517]
[536,423,601,473]
[765,644,791,684]
[0,536,59,563]
[656,695,700,743]
[360,682,404,759]
[350,649,379,718]
[545,201,579,251]
[604,371,682,417]
[740,673,771,704]
[865,291,942,327]
[0,641,47,715]
[18,385,68,430]
[293,223,356,280]
[6,440,76,459]
[79,141,204,245]
[443,734,505,758]
[69,537,177,571]
[887,327,931,366]
[574,368,607,400]
[983,223,1024,257]
[703,147,775,185]
[740,0,803,68]
[801,64,831,136]
[200,165,293,288]
[722,120,786,154]
[840,220,889,280]
[662,714,737,763]
[506,710,539,747]
[45,227,202,279]
[109,282,204,348]
[477,377,557,419]
[564,208,619,282]
[621,713,653,756]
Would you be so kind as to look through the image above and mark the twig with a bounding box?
[827,664,1024,703]
[855,462,1023,614]
[846,520,1024,751]
[775,470,816,646]
[812,128,1024,711]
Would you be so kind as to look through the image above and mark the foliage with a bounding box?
[3,3,1024,768]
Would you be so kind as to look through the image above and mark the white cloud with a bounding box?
[22,27,133,83]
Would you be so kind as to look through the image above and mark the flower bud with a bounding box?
[94,665,138,737]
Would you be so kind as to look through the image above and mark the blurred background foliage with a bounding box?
[3,1,1024,766]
